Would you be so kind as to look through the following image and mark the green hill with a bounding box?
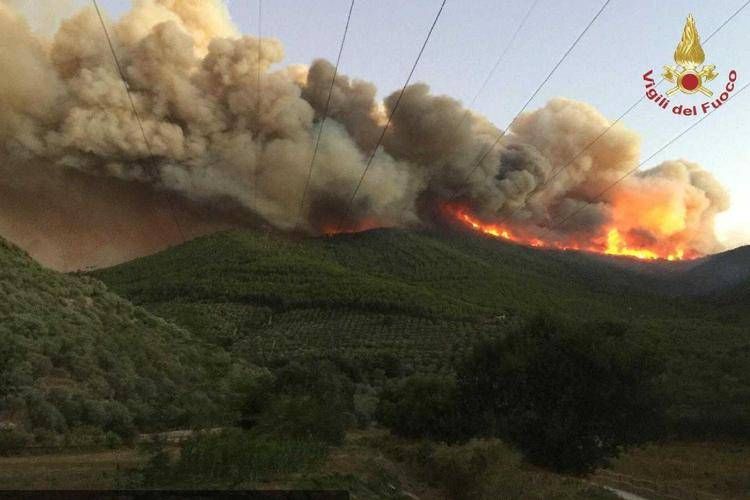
[91,227,701,321]
[92,227,748,327]
[92,228,750,437]
[0,237,246,446]
[92,228,666,372]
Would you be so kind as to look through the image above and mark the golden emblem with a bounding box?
[663,14,718,96]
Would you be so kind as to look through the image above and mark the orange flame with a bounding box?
[322,217,383,236]
[444,204,691,262]
[604,228,684,261]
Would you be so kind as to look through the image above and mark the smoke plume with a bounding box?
[0,0,729,269]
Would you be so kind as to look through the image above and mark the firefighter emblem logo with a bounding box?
[662,14,717,96]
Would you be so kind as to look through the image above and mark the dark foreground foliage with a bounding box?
[376,375,461,442]
[377,315,664,474]
[457,315,665,473]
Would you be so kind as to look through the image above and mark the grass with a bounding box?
[600,441,750,499]
[1,432,748,498]
[0,449,141,489]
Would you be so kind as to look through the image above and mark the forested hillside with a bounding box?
[93,228,750,438]
[0,237,249,448]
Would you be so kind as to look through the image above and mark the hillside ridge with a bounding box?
[0,236,241,442]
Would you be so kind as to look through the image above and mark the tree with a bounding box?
[456,314,664,473]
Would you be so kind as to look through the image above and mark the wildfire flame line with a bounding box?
[445,204,689,262]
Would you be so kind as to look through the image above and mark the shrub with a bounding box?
[0,429,32,456]
[259,394,350,446]
[377,436,616,499]
[136,428,327,487]
[428,439,509,499]
[101,401,136,441]
[240,358,355,445]
[376,374,461,441]
[353,386,378,428]
[104,431,123,449]
[137,437,172,487]
[456,314,664,474]
[64,425,106,447]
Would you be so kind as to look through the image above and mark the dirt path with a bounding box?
[594,470,720,500]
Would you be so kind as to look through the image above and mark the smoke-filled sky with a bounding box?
[97,0,750,248]
[1,0,747,271]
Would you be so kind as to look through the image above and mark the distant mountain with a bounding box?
[0,237,240,442]
[587,243,750,298]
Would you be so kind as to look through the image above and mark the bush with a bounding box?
[64,425,106,447]
[353,386,378,428]
[136,428,327,487]
[101,401,136,441]
[104,431,123,449]
[456,314,664,474]
[376,436,617,499]
[376,374,461,441]
[240,358,354,445]
[261,394,350,445]
[0,429,32,456]
[182,430,326,480]
[428,439,510,499]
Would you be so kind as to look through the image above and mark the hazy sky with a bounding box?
[21,0,750,248]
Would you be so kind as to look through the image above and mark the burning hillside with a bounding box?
[0,0,729,270]
[444,203,689,261]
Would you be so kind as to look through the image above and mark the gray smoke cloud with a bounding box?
[0,0,730,270]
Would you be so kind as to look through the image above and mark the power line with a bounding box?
[297,0,356,226]
[704,0,750,40]
[551,80,750,231]
[91,0,187,243]
[497,0,750,226]
[448,0,612,200]
[335,0,448,232]
[452,0,541,127]
[397,0,541,224]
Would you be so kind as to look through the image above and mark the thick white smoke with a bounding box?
[0,0,729,269]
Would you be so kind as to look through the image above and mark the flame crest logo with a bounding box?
[663,14,718,96]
